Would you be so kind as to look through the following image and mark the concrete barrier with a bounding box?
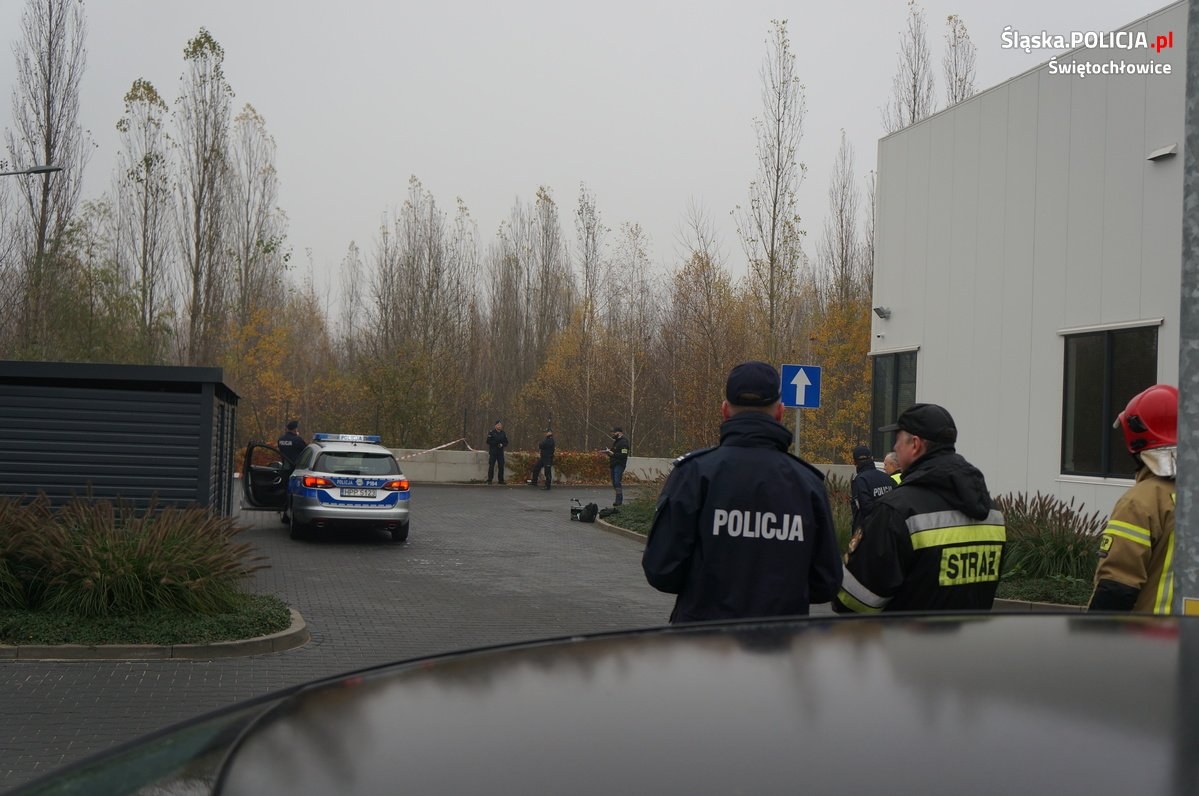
[391,449,857,486]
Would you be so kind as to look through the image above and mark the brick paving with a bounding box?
[0,483,676,791]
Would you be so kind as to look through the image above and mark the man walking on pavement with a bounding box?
[834,403,1006,614]
[528,430,555,489]
[486,420,509,484]
[642,361,843,623]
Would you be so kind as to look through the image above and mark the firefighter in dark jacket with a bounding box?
[642,361,843,623]
[485,421,509,484]
[528,431,555,489]
[850,445,893,531]
[834,403,1006,614]
[1088,384,1177,614]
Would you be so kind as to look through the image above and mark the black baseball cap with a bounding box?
[879,403,957,444]
[852,445,873,462]
[286,420,299,431]
[725,361,781,407]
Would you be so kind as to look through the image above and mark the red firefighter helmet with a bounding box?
[1115,384,1178,454]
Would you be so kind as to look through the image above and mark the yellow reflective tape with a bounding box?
[1154,533,1175,615]
[1103,528,1151,548]
[910,524,1006,550]
[836,588,883,614]
[939,544,1003,586]
[1107,519,1151,541]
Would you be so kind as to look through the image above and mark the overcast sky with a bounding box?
[0,0,1175,299]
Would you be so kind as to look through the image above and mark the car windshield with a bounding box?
[314,452,401,476]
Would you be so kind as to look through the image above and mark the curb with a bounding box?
[0,608,311,661]
[595,516,647,544]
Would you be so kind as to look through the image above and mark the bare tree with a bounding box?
[114,78,173,362]
[735,19,807,362]
[574,183,609,449]
[175,28,233,366]
[943,14,977,106]
[228,103,287,329]
[815,131,864,308]
[882,0,936,134]
[5,0,92,355]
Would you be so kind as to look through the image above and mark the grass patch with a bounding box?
[0,593,291,646]
[604,489,658,536]
[996,576,1091,607]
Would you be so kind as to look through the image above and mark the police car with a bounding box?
[242,433,410,542]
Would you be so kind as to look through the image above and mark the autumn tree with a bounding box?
[175,28,233,366]
[5,0,92,356]
[228,103,288,330]
[364,177,477,446]
[943,14,977,106]
[882,0,936,134]
[736,19,807,363]
[659,206,750,453]
[114,78,173,362]
[805,133,872,462]
[573,183,609,449]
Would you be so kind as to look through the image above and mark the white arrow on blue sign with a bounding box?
[780,364,821,409]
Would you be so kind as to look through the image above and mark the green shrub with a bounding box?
[505,450,640,485]
[0,496,266,618]
[994,492,1105,582]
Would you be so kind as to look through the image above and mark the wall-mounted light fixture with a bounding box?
[873,306,891,320]
[1147,143,1177,162]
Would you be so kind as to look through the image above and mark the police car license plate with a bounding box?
[342,488,376,498]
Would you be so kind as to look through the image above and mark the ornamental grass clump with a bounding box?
[823,473,854,552]
[993,492,1106,582]
[0,496,266,618]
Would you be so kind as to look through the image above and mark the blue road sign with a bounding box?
[780,364,821,408]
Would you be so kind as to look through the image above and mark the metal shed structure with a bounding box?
[0,361,240,515]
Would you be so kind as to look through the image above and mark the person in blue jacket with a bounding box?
[641,361,843,623]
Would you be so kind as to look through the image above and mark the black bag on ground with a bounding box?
[579,502,599,523]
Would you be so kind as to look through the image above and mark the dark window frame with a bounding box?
[1060,325,1158,479]
[871,350,918,456]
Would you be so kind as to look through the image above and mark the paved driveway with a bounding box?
[0,484,676,790]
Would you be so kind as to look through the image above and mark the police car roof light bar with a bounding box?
[313,433,383,444]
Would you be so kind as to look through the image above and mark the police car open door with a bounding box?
[242,442,290,510]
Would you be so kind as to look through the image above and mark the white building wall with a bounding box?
[872,1,1186,516]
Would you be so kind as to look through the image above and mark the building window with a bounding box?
[1061,326,1158,478]
[871,350,918,455]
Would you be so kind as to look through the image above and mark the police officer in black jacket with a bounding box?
[528,430,555,489]
[641,361,843,623]
[850,444,893,531]
[485,421,508,484]
[278,420,306,468]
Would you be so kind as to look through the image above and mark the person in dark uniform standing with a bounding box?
[606,427,630,506]
[485,421,508,484]
[641,361,843,624]
[277,420,307,524]
[834,403,1006,614]
[527,430,555,489]
[850,444,893,531]
[278,420,306,467]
